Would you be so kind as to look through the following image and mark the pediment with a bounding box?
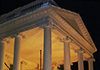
[0,1,97,68]
[50,6,84,37]
[49,6,97,52]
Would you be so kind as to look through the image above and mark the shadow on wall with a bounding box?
[4,62,13,70]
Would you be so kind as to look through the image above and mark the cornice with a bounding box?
[0,7,51,39]
[0,6,49,28]
[47,9,94,56]
[75,17,97,52]
[0,0,46,24]
[50,5,79,18]
[50,5,97,53]
[0,1,58,24]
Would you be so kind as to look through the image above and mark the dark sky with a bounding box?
[0,0,100,70]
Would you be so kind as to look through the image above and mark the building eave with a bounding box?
[0,6,96,58]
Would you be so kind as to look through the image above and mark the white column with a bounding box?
[88,58,94,70]
[78,49,84,70]
[64,39,71,70]
[13,35,21,70]
[43,26,51,70]
[0,40,5,70]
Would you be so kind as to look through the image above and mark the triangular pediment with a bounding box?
[0,1,97,67]
[52,6,96,49]
[49,6,97,51]
[50,6,84,38]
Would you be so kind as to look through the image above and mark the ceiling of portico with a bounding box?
[5,26,80,66]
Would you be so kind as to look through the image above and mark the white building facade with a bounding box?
[0,0,97,70]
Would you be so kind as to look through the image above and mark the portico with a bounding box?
[0,0,97,70]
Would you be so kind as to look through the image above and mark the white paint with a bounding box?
[13,36,21,70]
[43,26,52,70]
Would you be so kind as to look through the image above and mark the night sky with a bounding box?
[0,0,100,70]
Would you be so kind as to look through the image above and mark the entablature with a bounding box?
[0,5,96,58]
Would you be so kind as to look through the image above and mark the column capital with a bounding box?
[21,61,27,65]
[39,22,56,29]
[11,33,25,39]
[0,38,9,44]
[86,57,95,62]
[13,34,22,70]
[75,48,85,53]
[60,36,71,43]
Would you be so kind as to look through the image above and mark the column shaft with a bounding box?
[43,26,51,70]
[13,36,21,70]
[0,41,5,70]
[88,60,93,70]
[78,52,84,70]
[64,42,71,70]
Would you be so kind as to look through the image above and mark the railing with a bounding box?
[0,1,44,24]
[21,2,43,15]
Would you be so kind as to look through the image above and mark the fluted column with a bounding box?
[13,35,21,70]
[43,25,51,70]
[61,37,71,70]
[0,40,5,70]
[88,57,95,70]
[77,49,84,70]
